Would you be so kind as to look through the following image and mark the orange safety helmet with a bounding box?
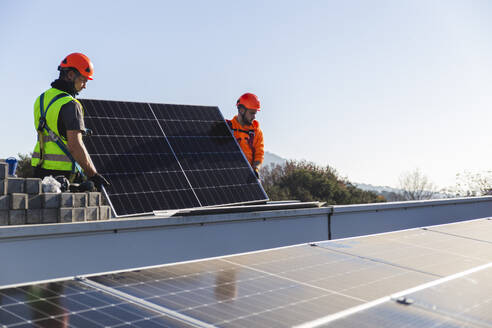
[58,52,94,80]
[237,93,260,111]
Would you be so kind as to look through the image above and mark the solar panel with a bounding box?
[400,267,492,326]
[426,218,492,243]
[318,301,480,328]
[80,99,268,216]
[84,220,492,327]
[86,244,439,327]
[0,281,199,327]
[316,227,492,276]
[3,219,492,327]
[319,265,492,327]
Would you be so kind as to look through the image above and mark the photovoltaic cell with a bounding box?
[0,281,199,328]
[80,99,268,216]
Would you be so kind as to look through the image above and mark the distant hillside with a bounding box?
[354,183,402,194]
[354,183,405,201]
[355,182,450,200]
[263,151,287,167]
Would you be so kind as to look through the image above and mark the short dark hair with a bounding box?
[59,67,80,79]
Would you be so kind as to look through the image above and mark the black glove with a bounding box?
[54,175,70,192]
[89,173,110,191]
[69,181,96,192]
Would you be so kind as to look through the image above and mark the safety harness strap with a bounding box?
[226,120,256,160]
[36,92,85,178]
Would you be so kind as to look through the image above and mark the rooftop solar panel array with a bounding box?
[0,280,198,327]
[2,219,492,327]
[80,99,268,216]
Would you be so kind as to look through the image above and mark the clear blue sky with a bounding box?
[1,0,491,189]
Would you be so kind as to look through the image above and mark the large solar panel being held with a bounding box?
[80,99,268,216]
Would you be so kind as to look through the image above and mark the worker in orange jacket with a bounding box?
[227,93,264,178]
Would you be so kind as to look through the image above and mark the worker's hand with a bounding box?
[89,173,110,191]
[253,167,261,180]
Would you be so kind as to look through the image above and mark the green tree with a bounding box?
[16,153,34,178]
[260,160,384,205]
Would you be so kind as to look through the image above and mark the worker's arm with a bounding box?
[253,128,264,171]
[66,130,97,177]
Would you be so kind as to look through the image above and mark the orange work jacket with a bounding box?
[227,115,264,166]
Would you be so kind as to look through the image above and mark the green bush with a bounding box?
[260,160,385,205]
[16,153,34,178]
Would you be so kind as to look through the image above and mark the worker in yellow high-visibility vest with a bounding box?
[31,52,109,190]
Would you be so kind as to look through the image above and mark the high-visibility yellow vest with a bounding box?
[31,88,83,171]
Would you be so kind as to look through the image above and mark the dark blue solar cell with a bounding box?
[0,308,23,325]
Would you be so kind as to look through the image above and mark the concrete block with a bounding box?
[28,194,43,209]
[73,193,87,208]
[0,210,8,225]
[59,208,74,223]
[26,209,42,224]
[42,193,61,209]
[86,206,99,221]
[60,208,86,223]
[25,178,42,194]
[87,192,101,206]
[99,206,111,220]
[0,195,10,210]
[42,209,58,223]
[10,193,27,210]
[9,210,26,225]
[0,163,7,179]
[73,208,85,222]
[7,178,25,194]
[60,193,73,207]
[0,179,6,195]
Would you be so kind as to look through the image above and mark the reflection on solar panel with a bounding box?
[80,99,268,216]
[0,280,199,327]
[319,265,492,328]
[2,219,492,327]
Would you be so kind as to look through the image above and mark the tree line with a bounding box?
[260,160,384,204]
[260,161,492,204]
[13,153,492,204]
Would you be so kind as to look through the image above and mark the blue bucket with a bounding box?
[5,157,18,176]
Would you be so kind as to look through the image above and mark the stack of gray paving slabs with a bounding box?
[0,161,111,225]
[1,218,492,327]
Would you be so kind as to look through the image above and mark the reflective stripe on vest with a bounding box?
[32,152,72,163]
[31,88,81,171]
[39,135,57,143]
